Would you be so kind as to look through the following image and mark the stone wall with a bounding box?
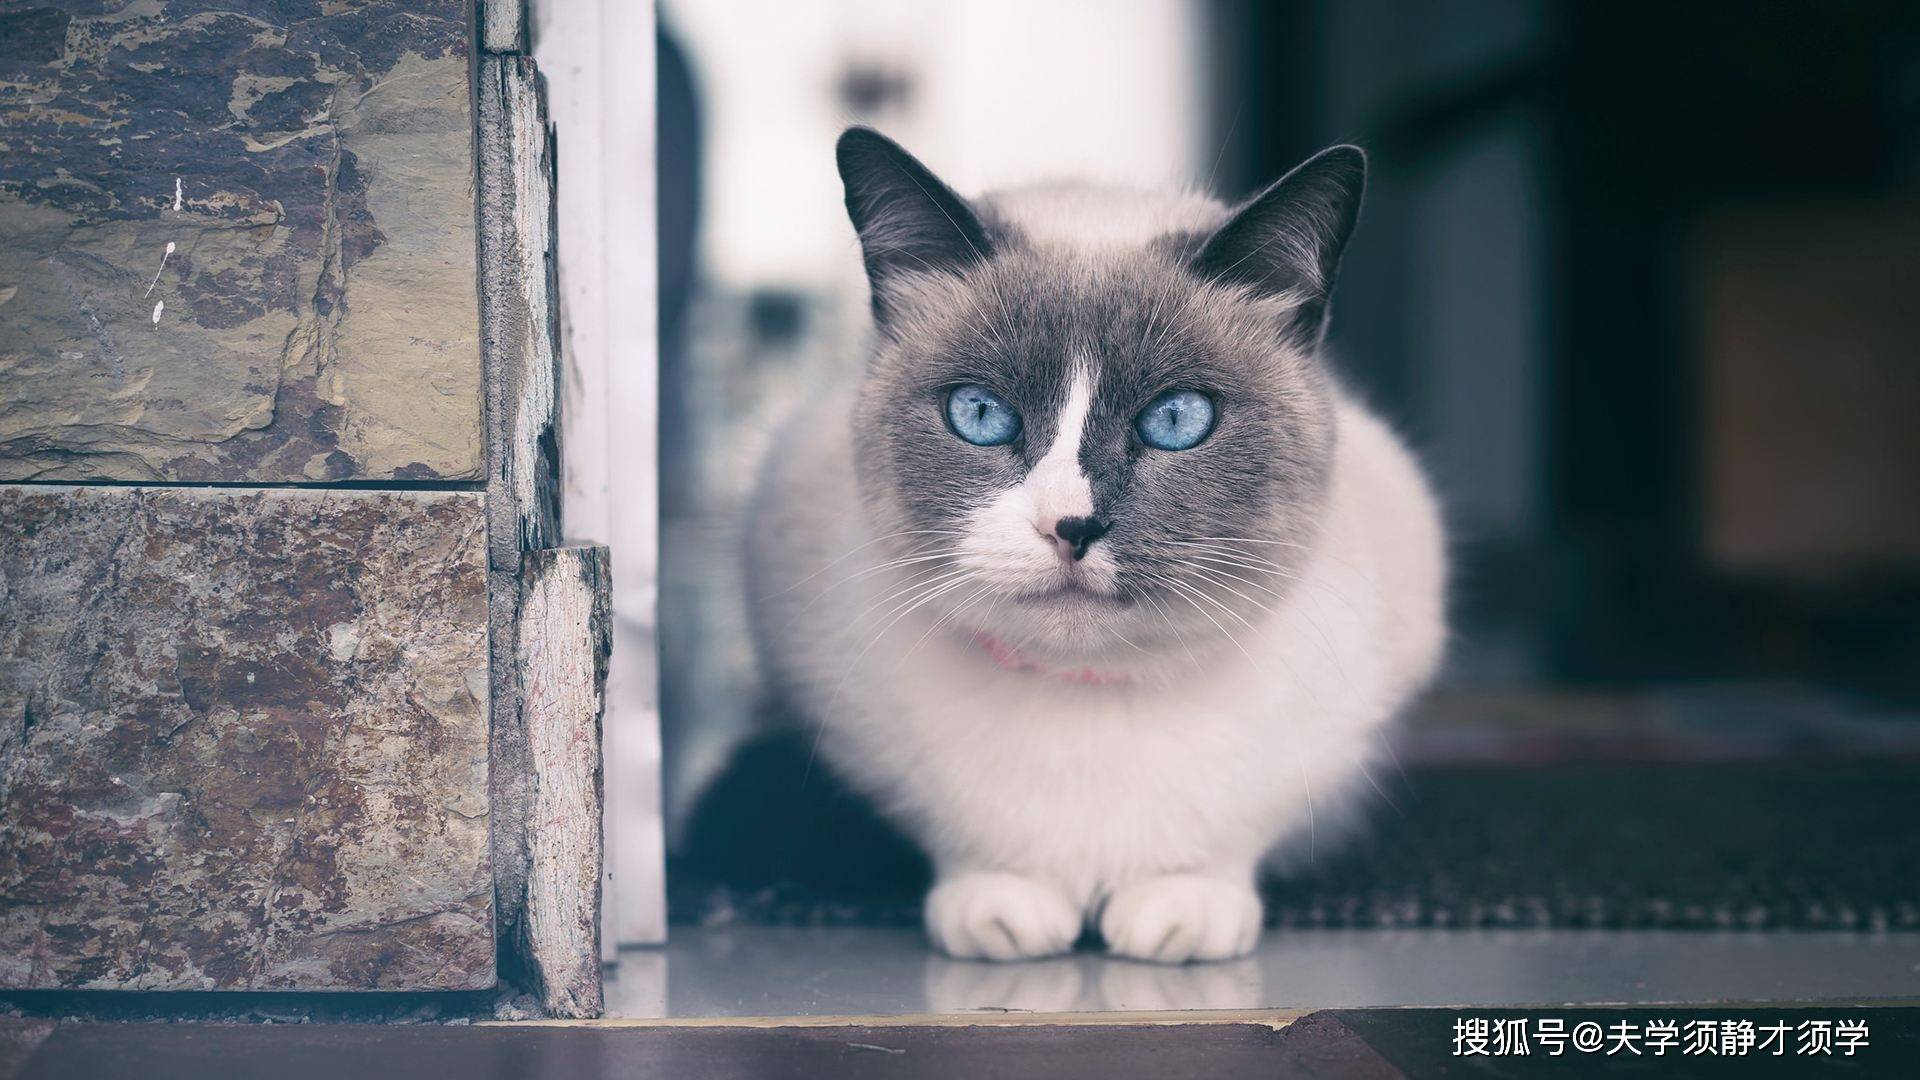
[0,488,493,990]
[0,0,482,482]
[0,1,505,994]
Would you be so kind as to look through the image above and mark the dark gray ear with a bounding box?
[1194,144,1366,344]
[836,127,992,323]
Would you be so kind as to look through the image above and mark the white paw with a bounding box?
[925,872,1082,961]
[1099,875,1262,963]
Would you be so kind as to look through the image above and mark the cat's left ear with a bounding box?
[1194,145,1366,345]
[836,127,994,325]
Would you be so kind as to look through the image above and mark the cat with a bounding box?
[745,128,1445,963]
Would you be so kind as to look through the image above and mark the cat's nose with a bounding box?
[1051,515,1110,561]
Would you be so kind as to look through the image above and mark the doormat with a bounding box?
[671,731,1920,932]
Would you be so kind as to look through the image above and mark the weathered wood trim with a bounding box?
[476,49,602,1015]
[533,0,670,952]
[514,546,611,1018]
[477,55,564,574]
[480,0,529,55]
[485,563,531,982]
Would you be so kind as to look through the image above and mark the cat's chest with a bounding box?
[844,648,1289,813]
[852,624,1312,775]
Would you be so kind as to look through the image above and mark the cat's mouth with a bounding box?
[949,531,1124,608]
[1009,581,1122,606]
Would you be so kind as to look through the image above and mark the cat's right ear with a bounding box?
[1193,144,1366,347]
[836,127,993,324]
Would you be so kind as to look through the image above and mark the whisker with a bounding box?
[784,546,960,627]
[901,581,999,663]
[1183,535,1374,578]
[1167,570,1267,637]
[856,566,975,628]
[1162,571,1330,715]
[1181,568,1282,633]
[820,571,977,735]
[1184,535,1312,550]
[1160,545,1370,620]
[1157,576,1257,666]
[1197,560,1353,677]
[1128,583,1203,670]
[1181,560,1288,603]
[1300,764,1316,860]
[801,565,971,782]
[767,528,969,599]
[1104,614,1153,657]
[1154,542,1302,580]
[1161,542,1294,573]
[1356,755,1403,816]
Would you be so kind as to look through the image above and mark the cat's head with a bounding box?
[839,128,1362,665]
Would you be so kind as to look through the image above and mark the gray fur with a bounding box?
[837,128,1366,637]
[738,132,1443,964]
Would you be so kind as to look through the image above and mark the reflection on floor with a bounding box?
[602,926,1920,1019]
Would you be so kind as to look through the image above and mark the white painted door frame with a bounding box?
[534,0,667,951]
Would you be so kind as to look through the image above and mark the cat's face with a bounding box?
[839,130,1363,663]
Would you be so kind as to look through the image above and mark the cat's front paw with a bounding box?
[1099,874,1262,963]
[925,872,1081,961]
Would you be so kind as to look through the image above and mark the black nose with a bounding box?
[1053,516,1111,560]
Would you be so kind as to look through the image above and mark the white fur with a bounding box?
[750,378,1445,962]
[749,179,1445,961]
[987,182,1226,250]
[957,367,1124,596]
[1023,365,1097,527]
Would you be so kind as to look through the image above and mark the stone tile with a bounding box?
[0,487,493,990]
[0,1,482,482]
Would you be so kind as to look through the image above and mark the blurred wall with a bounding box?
[535,0,668,947]
[653,0,1920,843]
[664,0,1208,294]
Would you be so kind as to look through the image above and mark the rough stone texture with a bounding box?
[0,1,483,483]
[515,545,609,1019]
[476,53,565,984]
[477,54,563,574]
[481,0,527,55]
[0,487,494,990]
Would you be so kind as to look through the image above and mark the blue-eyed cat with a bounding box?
[746,128,1446,962]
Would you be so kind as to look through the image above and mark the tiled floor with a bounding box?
[603,926,1920,1019]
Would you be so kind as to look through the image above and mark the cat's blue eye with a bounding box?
[945,384,1022,446]
[1135,389,1216,451]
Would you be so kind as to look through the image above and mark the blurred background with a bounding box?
[651,0,1920,934]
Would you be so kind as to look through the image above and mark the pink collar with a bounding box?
[969,632,1131,686]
